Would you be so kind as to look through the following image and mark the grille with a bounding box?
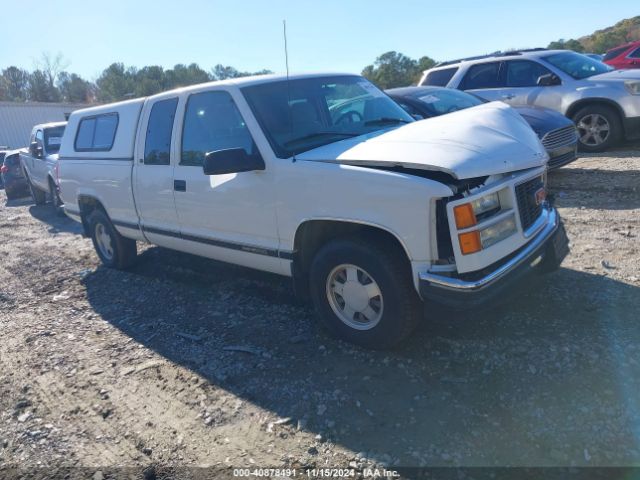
[515,176,544,231]
[541,125,578,150]
[548,150,576,169]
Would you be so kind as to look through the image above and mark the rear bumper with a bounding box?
[419,207,569,308]
[623,116,640,140]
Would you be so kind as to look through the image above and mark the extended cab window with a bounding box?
[422,67,458,87]
[144,98,178,165]
[505,60,552,87]
[461,62,501,90]
[75,113,118,151]
[181,91,256,166]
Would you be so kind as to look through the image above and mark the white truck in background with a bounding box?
[58,73,569,349]
[20,121,66,209]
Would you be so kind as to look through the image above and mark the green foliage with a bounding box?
[361,51,435,89]
[0,67,29,101]
[28,70,60,102]
[548,15,640,53]
[211,64,273,81]
[57,72,92,103]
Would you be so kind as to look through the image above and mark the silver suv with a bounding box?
[419,49,640,152]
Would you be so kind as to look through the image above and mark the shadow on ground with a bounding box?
[81,246,640,466]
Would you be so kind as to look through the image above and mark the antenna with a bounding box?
[283,20,295,162]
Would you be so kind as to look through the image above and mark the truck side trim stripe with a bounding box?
[140,225,293,260]
[58,156,134,161]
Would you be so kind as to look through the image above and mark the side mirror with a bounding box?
[30,141,44,158]
[537,73,561,87]
[203,148,265,175]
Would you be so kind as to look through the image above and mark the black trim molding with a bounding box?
[132,223,293,260]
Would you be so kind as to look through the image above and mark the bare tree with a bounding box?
[34,52,70,90]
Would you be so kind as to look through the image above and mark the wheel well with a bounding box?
[77,196,107,237]
[566,99,624,123]
[291,220,410,299]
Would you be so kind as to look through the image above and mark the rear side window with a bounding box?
[144,98,178,165]
[74,113,118,151]
[461,62,501,90]
[629,47,640,59]
[422,67,458,86]
[505,60,552,87]
[603,46,629,61]
[181,90,257,167]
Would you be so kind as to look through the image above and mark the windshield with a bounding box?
[241,75,413,158]
[542,51,612,79]
[412,89,484,116]
[44,126,65,153]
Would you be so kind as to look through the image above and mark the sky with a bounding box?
[1,0,638,80]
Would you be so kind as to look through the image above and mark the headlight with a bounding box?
[453,192,501,228]
[625,81,640,95]
[479,214,517,248]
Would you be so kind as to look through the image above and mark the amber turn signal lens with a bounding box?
[453,203,477,229]
[458,231,482,255]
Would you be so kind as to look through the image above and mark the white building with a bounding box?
[0,102,88,149]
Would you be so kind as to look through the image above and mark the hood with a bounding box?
[513,105,575,137]
[589,69,640,82]
[296,102,547,179]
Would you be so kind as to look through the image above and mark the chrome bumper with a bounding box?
[419,207,568,305]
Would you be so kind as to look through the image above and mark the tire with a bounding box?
[87,209,137,269]
[309,236,422,349]
[48,178,65,216]
[572,105,622,153]
[27,174,46,205]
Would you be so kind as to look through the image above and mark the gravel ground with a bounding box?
[0,150,639,479]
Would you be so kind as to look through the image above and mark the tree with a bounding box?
[211,64,273,81]
[362,51,427,89]
[165,63,211,89]
[547,38,585,52]
[134,66,166,97]
[58,72,93,103]
[28,70,60,102]
[96,63,137,102]
[0,67,29,101]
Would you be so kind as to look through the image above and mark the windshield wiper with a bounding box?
[284,132,360,147]
[364,117,411,126]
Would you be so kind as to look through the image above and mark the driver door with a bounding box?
[172,88,282,274]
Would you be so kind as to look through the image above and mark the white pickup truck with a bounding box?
[20,121,66,208]
[59,73,569,348]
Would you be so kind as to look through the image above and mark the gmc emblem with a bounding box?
[534,187,547,205]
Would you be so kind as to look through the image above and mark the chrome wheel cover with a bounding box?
[326,264,384,330]
[577,113,610,146]
[95,223,114,260]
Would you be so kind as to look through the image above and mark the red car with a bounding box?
[603,40,640,69]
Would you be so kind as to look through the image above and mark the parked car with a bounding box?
[584,53,604,62]
[387,86,578,170]
[1,149,29,200]
[419,49,640,152]
[59,73,568,349]
[603,41,640,70]
[20,122,66,209]
[0,150,7,189]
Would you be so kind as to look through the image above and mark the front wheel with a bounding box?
[48,178,64,215]
[27,175,46,205]
[573,105,622,153]
[87,209,137,269]
[309,236,422,349]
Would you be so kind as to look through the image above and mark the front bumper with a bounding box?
[419,207,568,308]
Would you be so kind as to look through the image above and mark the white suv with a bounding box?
[420,49,640,152]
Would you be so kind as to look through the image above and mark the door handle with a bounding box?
[174,179,186,192]
[502,94,516,100]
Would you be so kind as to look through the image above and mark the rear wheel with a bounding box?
[27,175,46,205]
[309,236,422,349]
[573,105,622,152]
[88,209,137,269]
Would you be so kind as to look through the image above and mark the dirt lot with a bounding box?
[1,150,639,479]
